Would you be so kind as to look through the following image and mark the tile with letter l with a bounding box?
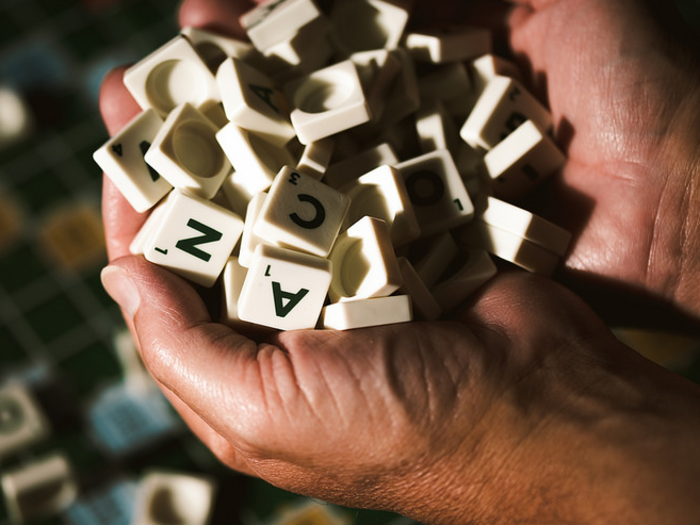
[93,109,171,213]
[254,167,350,258]
[238,244,331,331]
[142,190,244,288]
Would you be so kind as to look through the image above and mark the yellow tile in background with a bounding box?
[39,202,106,272]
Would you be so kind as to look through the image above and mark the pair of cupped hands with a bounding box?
[99,0,700,523]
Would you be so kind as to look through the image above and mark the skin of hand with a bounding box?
[98,0,700,523]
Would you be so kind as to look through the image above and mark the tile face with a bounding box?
[216,122,297,194]
[132,471,215,525]
[93,109,172,213]
[397,257,441,321]
[181,26,256,71]
[328,216,402,302]
[460,75,552,151]
[254,167,350,257]
[216,57,295,147]
[143,191,244,288]
[341,164,420,247]
[455,220,560,276]
[412,231,458,289]
[145,103,231,200]
[481,120,566,201]
[321,294,412,330]
[285,60,371,144]
[474,195,571,257]
[396,149,474,237]
[238,244,331,330]
[123,35,220,117]
[405,25,491,64]
[240,0,323,52]
[330,0,409,56]
[323,142,398,189]
[0,384,50,461]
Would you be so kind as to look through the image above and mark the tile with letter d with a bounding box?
[143,190,244,288]
[396,149,474,237]
[254,167,350,257]
[238,244,331,331]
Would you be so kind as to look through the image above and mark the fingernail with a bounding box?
[101,265,140,318]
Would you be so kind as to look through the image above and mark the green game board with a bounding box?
[0,1,698,525]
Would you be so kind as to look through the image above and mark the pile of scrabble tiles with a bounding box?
[94,0,570,331]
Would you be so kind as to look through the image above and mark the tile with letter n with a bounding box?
[143,190,244,288]
[238,244,331,330]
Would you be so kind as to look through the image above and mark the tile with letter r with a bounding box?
[142,190,244,288]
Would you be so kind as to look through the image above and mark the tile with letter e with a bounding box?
[93,109,171,213]
[327,216,402,302]
[123,35,220,118]
[238,244,331,331]
[341,164,420,247]
[480,120,566,201]
[216,57,295,147]
[460,75,553,152]
[321,294,412,330]
[145,103,231,200]
[142,191,244,288]
[254,167,350,257]
[396,149,474,237]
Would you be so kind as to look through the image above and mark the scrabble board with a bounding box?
[0,1,699,525]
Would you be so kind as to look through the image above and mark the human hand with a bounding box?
[481,0,700,321]
[98,1,700,524]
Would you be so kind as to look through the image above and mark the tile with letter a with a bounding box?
[93,109,172,213]
[143,190,244,288]
[238,244,331,330]
[396,149,474,237]
[254,167,350,257]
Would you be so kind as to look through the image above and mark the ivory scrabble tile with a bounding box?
[412,231,459,289]
[330,0,410,56]
[323,142,398,189]
[376,48,420,127]
[181,26,257,71]
[93,109,172,213]
[405,25,491,64]
[240,0,324,52]
[142,190,244,287]
[397,257,441,321]
[123,35,220,118]
[321,294,412,330]
[460,75,553,152]
[221,257,248,327]
[239,192,270,267]
[238,244,331,330]
[262,16,332,71]
[350,49,401,123]
[254,167,350,257]
[415,99,461,156]
[216,122,297,194]
[219,171,257,218]
[417,61,471,103]
[456,220,560,276]
[431,248,497,312]
[0,384,50,461]
[328,216,402,302]
[216,58,295,147]
[296,138,334,180]
[130,192,174,255]
[470,53,522,97]
[480,119,566,200]
[285,60,372,144]
[474,195,571,257]
[144,103,231,200]
[341,164,420,247]
[132,470,216,525]
[396,149,474,237]
[1,453,77,524]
